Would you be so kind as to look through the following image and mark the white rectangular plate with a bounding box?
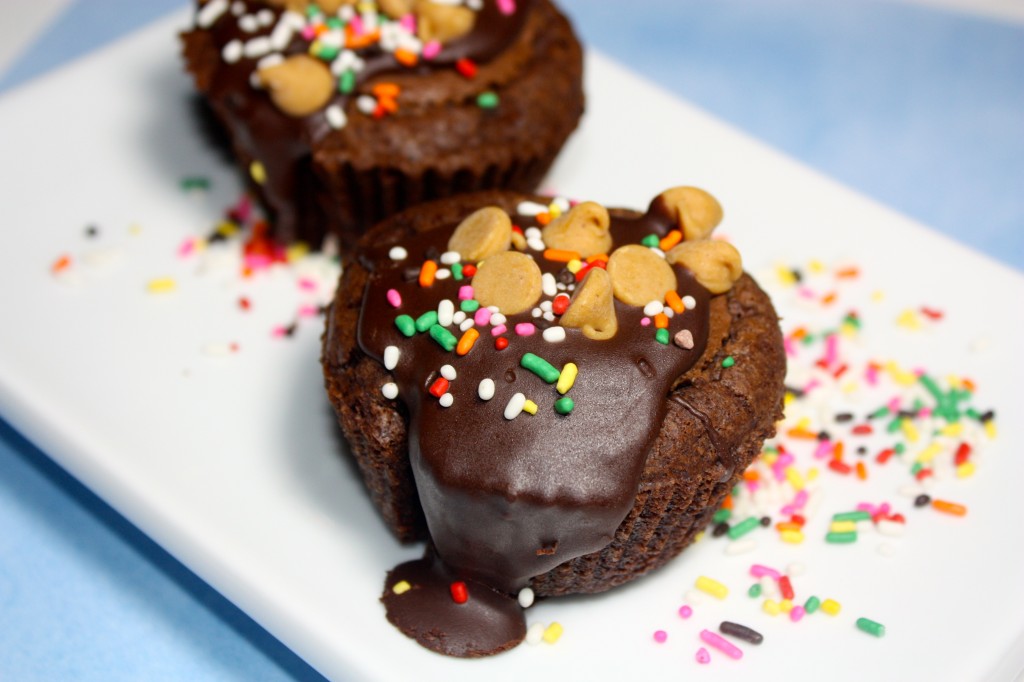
[1,10,1022,681]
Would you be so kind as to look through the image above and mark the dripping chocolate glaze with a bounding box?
[197,0,533,241]
[356,197,713,654]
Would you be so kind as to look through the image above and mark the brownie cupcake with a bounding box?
[321,188,786,656]
[181,0,584,250]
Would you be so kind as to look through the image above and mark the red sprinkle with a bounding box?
[238,297,251,311]
[778,575,795,600]
[852,424,873,435]
[828,460,852,475]
[552,294,571,315]
[953,442,971,466]
[450,581,469,604]
[915,468,934,482]
[875,448,895,464]
[462,264,477,277]
[920,306,944,320]
[428,377,449,398]
[494,337,509,350]
[455,57,477,78]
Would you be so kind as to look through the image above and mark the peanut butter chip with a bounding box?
[472,252,542,315]
[541,201,613,258]
[560,268,618,340]
[448,207,512,261]
[258,54,334,117]
[654,187,724,241]
[665,240,743,294]
[606,244,678,307]
[415,0,475,43]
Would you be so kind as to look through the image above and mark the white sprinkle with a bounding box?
[490,313,506,326]
[439,393,454,408]
[759,575,779,599]
[248,71,263,89]
[325,104,347,130]
[438,299,455,327]
[459,319,475,332]
[684,589,705,606]
[81,247,124,269]
[517,201,548,217]
[786,562,806,577]
[319,29,344,49]
[389,246,408,261]
[643,300,664,317]
[664,307,674,319]
[256,8,275,26]
[238,14,259,32]
[524,227,542,240]
[196,0,229,28]
[383,345,400,370]
[339,5,355,20]
[539,300,553,313]
[231,2,244,16]
[478,378,496,401]
[281,10,305,30]
[381,383,399,399]
[504,392,526,419]
[243,36,273,59]
[452,311,467,325]
[440,364,457,381]
[551,196,571,212]
[525,622,546,645]
[543,312,555,322]
[650,247,666,258]
[517,588,535,609]
[531,308,542,318]
[556,282,567,291]
[222,39,243,63]
[256,53,284,71]
[877,520,905,537]
[682,295,697,309]
[440,251,461,265]
[435,268,451,281]
[356,95,377,115]
[527,238,546,252]
[467,0,483,9]
[542,272,557,297]
[542,327,566,343]
[724,538,757,555]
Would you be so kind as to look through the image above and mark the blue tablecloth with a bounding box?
[1,2,1021,679]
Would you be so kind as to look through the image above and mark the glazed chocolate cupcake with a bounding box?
[181,0,584,249]
[321,188,786,656]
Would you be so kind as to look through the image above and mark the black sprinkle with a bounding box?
[424,247,440,261]
[898,409,917,419]
[784,384,806,398]
[856,446,868,456]
[85,224,99,238]
[208,231,228,243]
[556,268,575,285]
[914,494,931,508]
[283,323,297,337]
[979,409,995,423]
[790,269,803,283]
[534,318,552,330]
[759,516,771,527]
[834,412,854,423]
[817,431,831,441]
[712,522,730,538]
[401,266,420,282]
[720,621,764,645]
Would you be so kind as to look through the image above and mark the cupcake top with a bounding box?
[353,187,744,654]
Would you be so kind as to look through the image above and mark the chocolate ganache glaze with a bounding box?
[186,0,532,242]
[352,188,743,656]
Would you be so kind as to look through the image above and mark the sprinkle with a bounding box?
[383,346,400,370]
[674,329,695,349]
[653,630,668,644]
[455,57,478,78]
[804,596,821,614]
[391,580,411,595]
[541,622,563,644]
[419,260,438,287]
[504,392,527,419]
[778,575,795,600]
[517,588,534,608]
[643,300,664,317]
[437,299,455,326]
[556,363,578,395]
[389,246,408,260]
[762,599,781,616]
[695,576,728,600]
[700,629,743,660]
[521,352,560,383]
[439,393,454,408]
[682,295,697,309]
[525,622,545,645]
[515,322,536,336]
[497,0,517,14]
[51,254,72,274]
[381,383,398,399]
[522,399,538,415]
[249,161,266,184]
[821,599,842,616]
[477,91,500,109]
[456,328,480,356]
[146,277,177,294]
[727,516,760,540]
[415,310,438,333]
[478,378,495,401]
[428,377,449,398]
[394,315,415,337]
[665,290,685,314]
[428,324,457,351]
[494,336,509,350]
[931,499,967,516]
[655,328,670,345]
[543,248,581,263]
[856,617,886,637]
[386,289,402,308]
[325,104,347,129]
[449,581,468,604]
[659,230,683,251]
[719,621,763,645]
[721,356,735,368]
[542,327,566,343]
[554,396,574,415]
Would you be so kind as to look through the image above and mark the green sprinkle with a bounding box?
[713,508,732,524]
[317,44,340,60]
[825,531,858,544]
[451,263,464,281]
[855,617,886,637]
[655,328,670,345]
[804,596,821,614]
[394,315,416,337]
[894,442,906,454]
[476,91,499,109]
[554,396,575,415]
[460,299,480,313]
[886,418,902,434]
[870,405,890,419]
[748,583,762,598]
[325,16,343,29]
[966,407,981,420]
[721,356,736,368]
[305,5,322,17]
[641,234,660,248]
[521,352,560,383]
[180,176,211,191]
[727,516,760,540]
[832,511,871,522]
[429,324,457,351]
[910,461,923,475]
[339,69,356,94]
[415,310,438,333]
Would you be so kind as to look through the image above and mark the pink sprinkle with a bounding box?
[678,605,693,619]
[349,16,364,35]
[887,396,902,412]
[783,338,797,357]
[653,630,668,644]
[297,304,319,318]
[696,647,711,664]
[297,277,317,291]
[399,14,415,32]
[750,564,781,580]
[271,326,288,338]
[865,364,879,385]
[797,286,816,299]
[233,195,252,222]
[245,254,272,270]
[814,439,834,459]
[790,605,806,622]
[803,379,821,394]
[700,630,742,660]
[497,0,516,14]
[386,289,402,308]
[515,322,536,336]
[793,489,809,509]
[640,317,651,327]
[491,324,507,337]
[458,285,474,301]
[856,502,876,513]
[745,480,759,493]
[421,40,442,59]
[300,25,317,40]
[918,406,932,418]
[178,237,197,258]
[474,307,491,326]
[878,502,891,515]
[824,333,838,365]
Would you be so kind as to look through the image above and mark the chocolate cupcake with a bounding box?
[321,188,786,656]
[181,0,584,250]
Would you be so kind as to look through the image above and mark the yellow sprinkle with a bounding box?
[840,321,858,338]
[830,520,857,533]
[695,575,729,599]
[901,417,920,443]
[542,622,563,644]
[775,265,797,286]
[547,202,563,219]
[522,400,538,415]
[566,259,582,274]
[806,467,819,482]
[761,451,778,466]
[556,363,578,395]
[821,599,842,616]
[841,381,859,394]
[886,361,917,386]
[796,416,812,430]
[915,442,942,464]
[391,580,411,595]
[286,242,310,262]
[250,160,267,185]
[956,461,976,479]
[694,530,705,543]
[784,392,796,408]
[146,277,177,294]
[780,530,805,544]
[762,599,780,616]
[897,308,924,330]
[871,289,885,302]
[308,39,322,55]
[128,223,143,236]
[808,260,826,274]
[985,420,997,439]
[946,375,963,390]
[784,466,805,491]
[940,423,964,438]
[215,220,240,238]
[779,599,793,614]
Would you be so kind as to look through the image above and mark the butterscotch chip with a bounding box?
[665,240,742,294]
[258,55,335,117]
[653,187,723,241]
[606,244,677,307]
[416,0,475,43]
[559,268,617,340]
[541,201,612,258]
[447,206,512,261]
[472,252,542,315]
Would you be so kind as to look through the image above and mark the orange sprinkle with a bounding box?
[543,248,582,263]
[393,48,418,67]
[822,291,838,305]
[786,427,819,440]
[536,212,552,226]
[665,290,685,314]
[372,82,401,99]
[654,313,669,329]
[832,440,845,461]
[659,230,683,251]
[345,27,380,49]
[377,97,399,114]
[775,522,802,533]
[456,328,480,356]
[419,260,438,287]
[585,253,609,264]
[721,495,733,511]
[791,327,808,340]
[962,377,977,393]
[836,266,860,279]
[932,499,967,516]
[742,469,759,482]
[855,461,867,480]
[51,254,72,274]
